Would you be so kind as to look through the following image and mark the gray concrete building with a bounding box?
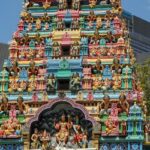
[0,43,9,70]
[123,10,150,63]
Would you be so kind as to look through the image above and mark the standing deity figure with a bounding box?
[72,0,80,10]
[47,74,56,92]
[55,114,69,145]
[31,128,40,149]
[27,23,33,31]
[36,18,42,30]
[87,91,94,101]
[58,0,67,10]
[57,18,64,30]
[77,91,84,100]
[71,19,79,30]
[70,41,80,56]
[70,73,81,91]
[53,42,61,57]
[96,16,102,29]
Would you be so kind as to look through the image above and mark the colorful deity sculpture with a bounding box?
[31,128,40,149]
[89,0,97,8]
[0,67,9,92]
[0,94,9,115]
[55,114,70,144]
[100,94,111,116]
[70,41,80,56]
[47,74,56,92]
[58,0,67,10]
[28,60,38,78]
[17,96,26,114]
[70,73,81,91]
[0,0,145,149]
[121,65,132,89]
[72,0,80,10]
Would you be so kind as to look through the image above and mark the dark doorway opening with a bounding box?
[58,79,70,90]
[62,45,70,56]
[67,0,72,9]
[65,21,71,28]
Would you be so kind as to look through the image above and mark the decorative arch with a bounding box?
[28,97,96,128]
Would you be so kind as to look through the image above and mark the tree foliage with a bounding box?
[135,58,150,115]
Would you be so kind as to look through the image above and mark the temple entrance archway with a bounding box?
[28,98,96,149]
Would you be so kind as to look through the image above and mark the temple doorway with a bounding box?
[57,79,70,90]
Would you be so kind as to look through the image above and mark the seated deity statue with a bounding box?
[18,80,27,92]
[0,94,9,115]
[112,73,121,90]
[89,0,97,8]
[28,60,38,78]
[102,65,112,79]
[117,93,129,114]
[104,103,120,135]
[99,95,111,115]
[93,77,102,90]
[105,116,118,135]
[55,114,70,145]
[87,11,96,22]
[17,96,26,114]
[9,105,17,119]
[2,116,20,137]
[10,60,20,78]
[101,78,112,90]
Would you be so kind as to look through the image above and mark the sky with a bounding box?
[0,0,150,43]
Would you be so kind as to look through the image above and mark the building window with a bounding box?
[62,45,70,56]
[57,79,70,90]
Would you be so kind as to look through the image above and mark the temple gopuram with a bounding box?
[0,0,148,150]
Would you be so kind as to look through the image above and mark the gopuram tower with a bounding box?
[0,0,146,150]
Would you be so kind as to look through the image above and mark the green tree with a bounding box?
[135,58,150,115]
